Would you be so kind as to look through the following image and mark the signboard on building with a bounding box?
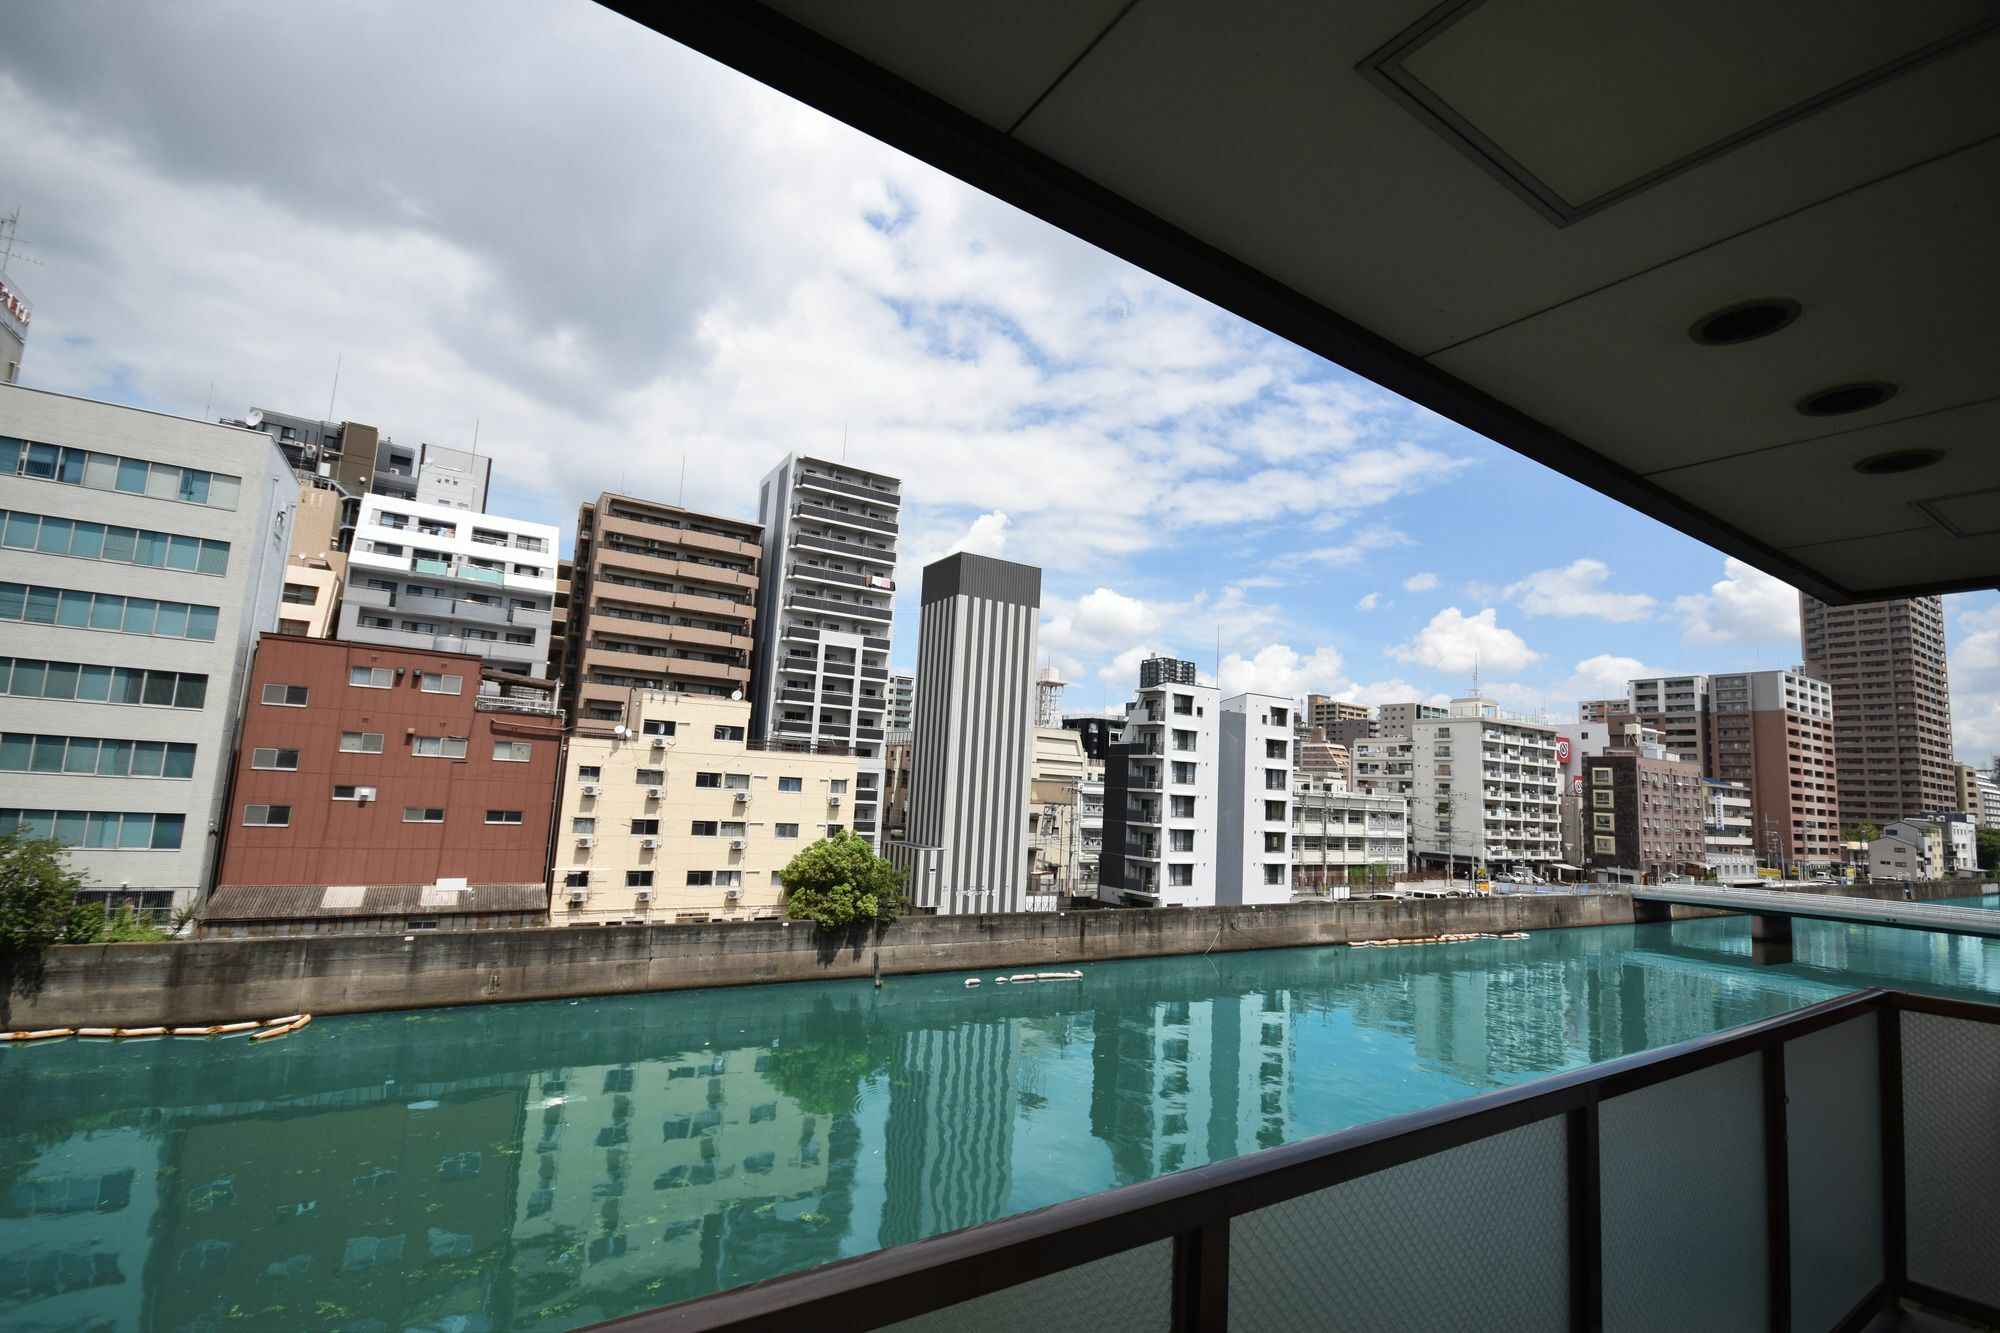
[0,277,30,341]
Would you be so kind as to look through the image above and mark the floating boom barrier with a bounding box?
[2,1014,314,1044]
[1348,932,1529,948]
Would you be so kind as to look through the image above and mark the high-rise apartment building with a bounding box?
[1800,593,1955,826]
[1578,698,1627,723]
[886,553,1039,913]
[751,455,901,844]
[1351,738,1414,796]
[1407,697,1562,874]
[563,494,762,727]
[342,494,559,679]
[1709,668,1840,867]
[888,671,915,731]
[1098,657,1218,907]
[1627,675,1709,774]
[1375,701,1448,737]
[552,693,856,926]
[1,387,296,916]
[1217,693,1293,905]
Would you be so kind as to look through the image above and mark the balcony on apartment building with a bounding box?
[786,592,892,623]
[795,467,902,505]
[788,529,896,565]
[791,500,899,535]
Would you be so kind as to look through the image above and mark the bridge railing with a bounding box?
[584,988,2000,1332]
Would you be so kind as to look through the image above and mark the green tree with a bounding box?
[1978,827,2000,874]
[778,831,909,929]
[0,830,99,952]
[1843,822,1881,844]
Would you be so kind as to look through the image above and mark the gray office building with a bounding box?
[1,386,295,916]
[887,553,1040,914]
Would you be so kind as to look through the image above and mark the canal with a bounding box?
[3,909,1997,1330]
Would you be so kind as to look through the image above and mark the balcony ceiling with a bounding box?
[606,0,1999,604]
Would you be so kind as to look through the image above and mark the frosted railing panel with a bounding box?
[1229,1117,1569,1332]
[1903,1012,2000,1308]
[1785,1015,1883,1333]
[1601,1053,1765,1333]
[881,1239,1172,1332]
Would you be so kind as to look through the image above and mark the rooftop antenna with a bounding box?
[0,209,41,276]
[472,416,480,453]
[678,454,687,506]
[326,353,342,422]
[841,422,848,463]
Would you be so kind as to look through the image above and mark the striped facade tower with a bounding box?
[887,553,1041,914]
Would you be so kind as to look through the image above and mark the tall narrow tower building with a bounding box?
[1800,594,1954,826]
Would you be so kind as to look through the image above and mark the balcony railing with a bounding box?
[794,501,898,534]
[602,988,2000,1332]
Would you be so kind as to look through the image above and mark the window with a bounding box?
[1592,767,1613,785]
[686,870,714,886]
[251,748,299,771]
[720,821,746,837]
[485,810,524,825]
[626,871,655,889]
[630,819,659,835]
[829,778,849,795]
[571,817,596,834]
[1263,864,1284,885]
[716,870,742,887]
[418,672,463,695]
[778,776,803,793]
[0,583,219,640]
[281,583,316,605]
[0,809,184,849]
[0,658,207,711]
[564,871,589,888]
[714,724,745,741]
[0,734,195,779]
[1265,800,1286,822]
[694,772,721,788]
[8,440,241,509]
[349,666,394,689]
[1172,762,1196,784]
[1169,829,1194,852]
[826,824,844,837]
[332,785,376,802]
[403,807,446,823]
[1592,790,1614,809]
[412,736,468,758]
[339,731,385,753]
[1594,836,1616,854]
[690,821,718,837]
[577,765,601,781]
[1168,864,1193,886]
[1264,769,1287,791]
[492,741,533,763]
[1169,795,1195,818]
[642,719,675,737]
[775,823,799,838]
[242,804,291,827]
[0,509,231,576]
[723,773,750,789]
[635,768,664,785]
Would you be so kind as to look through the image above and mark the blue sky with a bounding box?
[5,0,1996,759]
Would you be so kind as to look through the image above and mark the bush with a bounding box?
[0,831,96,952]
[778,831,909,930]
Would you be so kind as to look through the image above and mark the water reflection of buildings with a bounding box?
[880,1021,1018,1248]
[0,1120,161,1332]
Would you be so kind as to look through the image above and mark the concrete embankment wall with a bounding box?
[2,880,1987,1029]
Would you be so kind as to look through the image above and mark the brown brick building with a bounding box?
[560,494,762,728]
[1582,749,1706,883]
[1709,668,1840,867]
[214,635,562,893]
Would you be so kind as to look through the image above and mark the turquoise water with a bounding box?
[5,913,2000,1331]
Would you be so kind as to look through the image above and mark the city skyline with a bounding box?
[3,1,1998,762]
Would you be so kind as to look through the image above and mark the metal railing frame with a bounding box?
[582,987,2000,1333]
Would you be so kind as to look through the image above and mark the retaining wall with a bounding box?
[3,880,1987,1029]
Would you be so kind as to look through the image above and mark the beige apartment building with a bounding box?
[277,557,342,637]
[561,493,763,728]
[552,694,856,925]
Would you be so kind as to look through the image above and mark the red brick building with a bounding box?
[215,635,561,893]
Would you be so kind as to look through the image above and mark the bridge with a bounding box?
[1630,885,2000,942]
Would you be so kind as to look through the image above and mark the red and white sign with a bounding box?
[0,279,29,336]
[1571,775,1584,795]
[1554,737,1572,764]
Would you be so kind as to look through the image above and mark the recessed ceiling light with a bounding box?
[1797,382,1898,416]
[1853,449,1943,476]
[1689,299,1801,346]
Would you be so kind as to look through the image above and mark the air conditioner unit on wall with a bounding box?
[651,736,668,748]
[828,795,842,807]
[576,835,594,848]
[723,889,741,902]
[579,784,599,797]
[734,791,750,803]
[730,838,747,850]
[640,838,658,849]
[567,889,589,903]
[646,787,662,799]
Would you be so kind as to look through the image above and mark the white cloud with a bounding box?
[1948,600,2000,762]
[1675,558,1800,645]
[1096,644,1161,689]
[1387,607,1543,676]
[1402,572,1439,592]
[1355,592,1381,611]
[1293,526,1410,568]
[1503,559,1655,622]
[1218,644,1346,698]
[1559,654,1663,702]
[1041,587,1165,659]
[944,510,1010,558]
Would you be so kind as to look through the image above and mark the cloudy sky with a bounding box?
[5,1,1997,757]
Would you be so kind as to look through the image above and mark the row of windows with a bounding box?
[0,657,208,709]
[0,583,220,641]
[242,805,528,826]
[0,809,185,850]
[574,767,820,793]
[570,819,800,838]
[1,509,231,576]
[0,734,196,779]
[566,870,749,889]
[7,437,244,509]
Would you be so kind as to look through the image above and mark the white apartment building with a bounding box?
[1107,660,1218,906]
[1410,696,1563,875]
[1703,778,1758,882]
[1291,783,1411,896]
[553,694,857,924]
[0,386,295,916]
[888,671,915,731]
[1351,737,1414,796]
[751,454,901,845]
[1217,693,1293,905]
[342,493,559,679]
